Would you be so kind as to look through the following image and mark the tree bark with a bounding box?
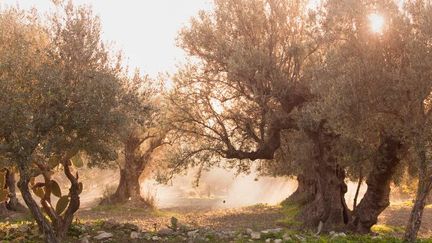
[101,133,163,205]
[353,167,364,211]
[404,179,432,242]
[56,161,81,238]
[108,166,142,203]
[6,169,25,211]
[427,193,432,205]
[101,134,147,204]
[283,172,317,206]
[404,144,432,242]
[5,169,26,212]
[17,166,59,243]
[349,136,403,233]
[292,165,350,231]
[284,122,350,232]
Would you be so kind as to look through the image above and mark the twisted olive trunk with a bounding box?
[5,169,25,212]
[109,165,142,203]
[285,122,350,232]
[17,165,59,243]
[349,136,404,233]
[286,135,404,234]
[56,161,80,238]
[102,133,163,205]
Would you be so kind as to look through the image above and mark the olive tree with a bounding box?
[101,73,168,205]
[0,2,125,242]
[318,0,432,234]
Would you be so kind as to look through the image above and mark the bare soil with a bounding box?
[75,202,432,238]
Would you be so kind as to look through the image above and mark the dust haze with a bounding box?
[74,167,378,210]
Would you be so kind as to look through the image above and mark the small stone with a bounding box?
[250,232,261,240]
[268,228,283,233]
[261,230,269,234]
[329,231,336,235]
[265,239,272,243]
[338,232,347,237]
[130,231,140,239]
[294,234,306,242]
[274,239,283,243]
[316,221,324,235]
[152,236,161,241]
[283,233,292,241]
[143,233,152,240]
[80,236,90,243]
[158,228,174,236]
[102,220,118,230]
[122,223,139,231]
[17,225,29,233]
[246,228,253,234]
[93,231,113,240]
[187,229,199,238]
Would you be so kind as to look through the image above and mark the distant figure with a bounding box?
[222,200,226,204]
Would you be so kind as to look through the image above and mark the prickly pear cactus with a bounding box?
[29,152,85,215]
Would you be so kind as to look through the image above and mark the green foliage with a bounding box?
[50,180,62,198]
[55,196,70,215]
[31,185,45,199]
[70,154,84,168]
[0,2,132,239]
[167,0,321,175]
[48,155,60,169]
[277,202,302,227]
[371,224,405,235]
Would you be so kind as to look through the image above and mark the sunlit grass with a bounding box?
[277,202,302,227]
[372,224,404,235]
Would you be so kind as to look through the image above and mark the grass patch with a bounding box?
[276,202,302,227]
[391,200,414,208]
[244,203,271,210]
[372,224,404,235]
[91,203,150,213]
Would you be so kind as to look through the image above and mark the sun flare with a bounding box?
[368,13,385,34]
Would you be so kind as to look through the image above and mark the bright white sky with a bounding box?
[0,0,405,78]
[0,0,212,77]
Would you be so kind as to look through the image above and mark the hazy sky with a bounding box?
[1,0,212,77]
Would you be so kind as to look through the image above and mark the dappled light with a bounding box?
[369,13,385,34]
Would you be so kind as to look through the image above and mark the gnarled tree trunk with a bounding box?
[5,169,26,212]
[292,165,350,231]
[283,172,317,206]
[285,122,350,232]
[285,134,404,234]
[17,165,59,243]
[349,136,404,233]
[101,133,162,205]
[108,165,142,203]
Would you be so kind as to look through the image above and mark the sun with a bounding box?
[368,13,385,34]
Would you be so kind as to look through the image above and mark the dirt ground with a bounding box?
[378,204,432,237]
[77,204,283,232]
[75,202,432,238]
